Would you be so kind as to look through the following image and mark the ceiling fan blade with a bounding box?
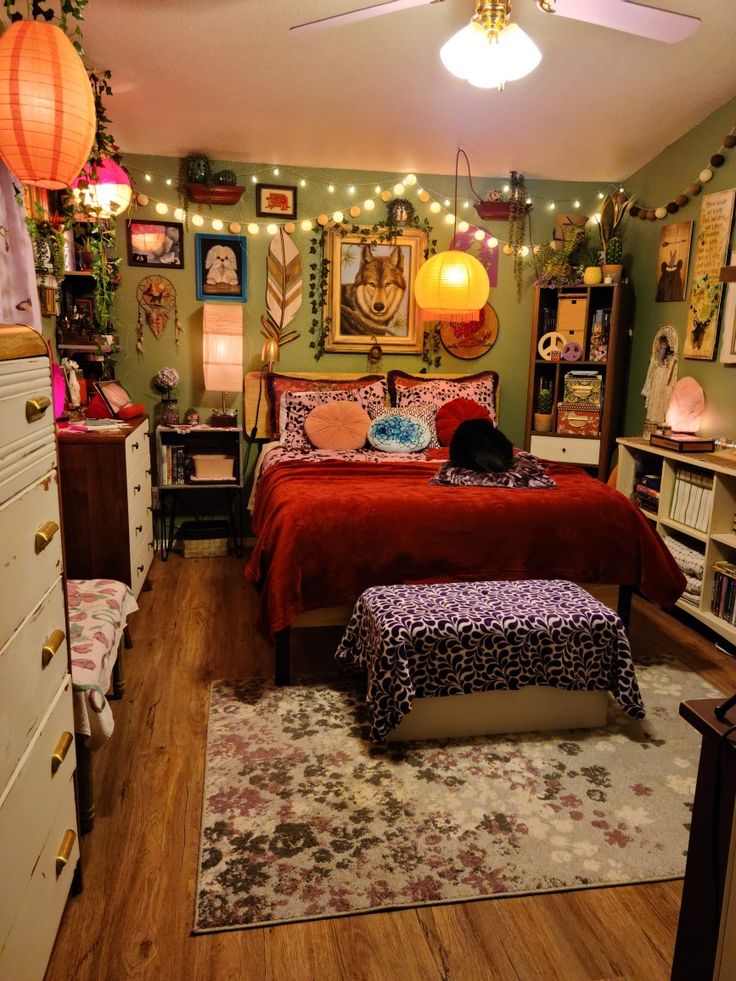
[547,0,700,42]
[290,0,442,35]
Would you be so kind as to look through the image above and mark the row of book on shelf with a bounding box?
[712,561,736,625]
[669,467,713,533]
[161,443,189,485]
[634,472,660,515]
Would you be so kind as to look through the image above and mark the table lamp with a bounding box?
[203,303,243,427]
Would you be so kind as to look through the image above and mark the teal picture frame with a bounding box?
[195,233,247,302]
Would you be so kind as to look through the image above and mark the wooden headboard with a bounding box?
[244,370,500,440]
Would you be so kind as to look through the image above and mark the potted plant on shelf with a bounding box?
[601,235,623,283]
[534,386,554,432]
[598,192,633,283]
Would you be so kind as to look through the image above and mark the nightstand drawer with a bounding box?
[530,435,601,467]
[0,675,76,946]
[0,470,62,651]
[0,579,67,790]
[0,776,78,981]
[125,418,150,476]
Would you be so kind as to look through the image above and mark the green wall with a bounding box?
[623,96,736,441]
[110,153,603,449]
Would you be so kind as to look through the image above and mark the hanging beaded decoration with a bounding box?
[135,275,182,352]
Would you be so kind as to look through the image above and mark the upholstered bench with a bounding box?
[67,578,138,832]
[336,579,645,743]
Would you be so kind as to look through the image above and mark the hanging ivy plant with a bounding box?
[2,0,89,52]
[307,215,440,365]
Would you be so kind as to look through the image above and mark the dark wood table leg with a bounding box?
[275,628,291,686]
[617,584,633,630]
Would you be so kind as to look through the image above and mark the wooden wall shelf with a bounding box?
[184,183,244,206]
[474,200,532,221]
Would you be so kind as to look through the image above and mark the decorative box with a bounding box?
[557,291,588,348]
[557,402,601,436]
[563,371,602,406]
[191,454,235,481]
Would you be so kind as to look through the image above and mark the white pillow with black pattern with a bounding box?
[396,376,497,426]
[280,381,387,451]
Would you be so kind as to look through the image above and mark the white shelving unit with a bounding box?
[617,437,736,646]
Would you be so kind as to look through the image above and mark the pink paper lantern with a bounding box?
[71,157,132,217]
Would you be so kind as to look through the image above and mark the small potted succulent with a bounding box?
[602,235,623,283]
[534,386,554,432]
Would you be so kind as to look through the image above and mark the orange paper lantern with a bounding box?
[0,20,95,189]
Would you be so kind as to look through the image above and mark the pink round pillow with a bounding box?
[304,400,371,450]
[435,397,491,446]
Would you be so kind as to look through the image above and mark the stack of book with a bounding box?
[711,561,736,625]
[669,467,714,532]
[634,473,661,515]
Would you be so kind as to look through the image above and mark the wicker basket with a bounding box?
[179,520,229,558]
[182,537,228,558]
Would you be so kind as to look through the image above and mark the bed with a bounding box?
[243,370,686,685]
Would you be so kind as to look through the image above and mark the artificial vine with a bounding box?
[2,1,89,51]
[507,170,528,301]
[307,214,441,367]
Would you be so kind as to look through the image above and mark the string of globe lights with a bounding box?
[127,164,628,255]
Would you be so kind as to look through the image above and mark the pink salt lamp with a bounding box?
[665,376,705,434]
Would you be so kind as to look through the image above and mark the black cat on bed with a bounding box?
[449,418,514,474]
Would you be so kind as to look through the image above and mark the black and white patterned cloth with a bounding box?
[430,451,556,489]
[336,579,645,742]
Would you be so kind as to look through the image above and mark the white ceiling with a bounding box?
[82,0,736,182]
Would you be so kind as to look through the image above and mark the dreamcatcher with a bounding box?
[367,337,383,373]
[135,275,182,352]
[641,324,679,434]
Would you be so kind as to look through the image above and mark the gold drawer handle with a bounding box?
[35,520,59,553]
[42,628,65,667]
[56,829,76,877]
[51,731,73,775]
[26,395,51,423]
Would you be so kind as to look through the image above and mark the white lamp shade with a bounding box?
[441,20,541,89]
[439,21,487,80]
[202,304,243,393]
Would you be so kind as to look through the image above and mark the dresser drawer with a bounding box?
[125,418,150,477]
[131,536,154,598]
[0,427,56,507]
[0,775,78,981]
[0,675,76,946]
[0,579,67,790]
[0,470,62,650]
[530,434,601,467]
[127,486,154,568]
[127,454,152,512]
[0,357,54,453]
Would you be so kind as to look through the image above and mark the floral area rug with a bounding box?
[194,653,719,933]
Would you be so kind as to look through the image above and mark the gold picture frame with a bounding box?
[324,227,426,354]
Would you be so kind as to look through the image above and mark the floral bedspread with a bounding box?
[67,578,138,749]
[336,579,645,742]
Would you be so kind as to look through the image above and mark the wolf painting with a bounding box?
[340,244,408,336]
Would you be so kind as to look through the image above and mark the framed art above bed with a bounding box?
[323,227,426,354]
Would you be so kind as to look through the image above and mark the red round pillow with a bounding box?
[435,397,491,446]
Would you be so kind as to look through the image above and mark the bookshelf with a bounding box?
[155,425,243,559]
[617,437,736,645]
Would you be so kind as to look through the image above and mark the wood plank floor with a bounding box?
[46,556,736,981]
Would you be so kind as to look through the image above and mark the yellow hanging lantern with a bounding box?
[414,250,489,322]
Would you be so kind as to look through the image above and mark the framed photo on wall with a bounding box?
[323,227,426,354]
[127,220,184,268]
[195,233,247,302]
[255,183,297,219]
[720,249,736,364]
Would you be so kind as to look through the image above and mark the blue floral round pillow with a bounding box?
[367,410,432,453]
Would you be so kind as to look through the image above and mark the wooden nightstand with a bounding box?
[57,415,154,597]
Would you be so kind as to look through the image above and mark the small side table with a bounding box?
[155,425,243,559]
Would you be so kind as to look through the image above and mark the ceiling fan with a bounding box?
[290,0,701,44]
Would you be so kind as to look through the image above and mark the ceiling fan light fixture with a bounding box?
[440,2,541,89]
[467,23,541,87]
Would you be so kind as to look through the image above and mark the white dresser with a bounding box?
[0,324,79,980]
[57,414,154,597]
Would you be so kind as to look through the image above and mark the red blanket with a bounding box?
[246,456,686,636]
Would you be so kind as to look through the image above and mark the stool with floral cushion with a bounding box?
[66,578,138,832]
